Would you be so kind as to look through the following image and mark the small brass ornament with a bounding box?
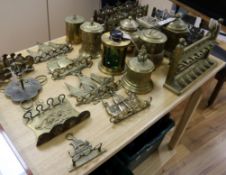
[47,55,93,80]
[66,133,105,172]
[122,45,155,94]
[27,42,73,64]
[23,94,90,146]
[66,73,120,105]
[102,91,151,123]
[164,19,220,95]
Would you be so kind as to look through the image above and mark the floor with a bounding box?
[159,77,226,175]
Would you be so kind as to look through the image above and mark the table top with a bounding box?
[0,37,224,175]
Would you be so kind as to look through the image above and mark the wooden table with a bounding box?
[0,37,224,175]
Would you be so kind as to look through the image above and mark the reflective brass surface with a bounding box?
[66,73,120,105]
[47,55,93,80]
[79,21,104,59]
[65,15,85,44]
[102,91,151,123]
[99,32,131,75]
[122,46,155,94]
[164,19,220,95]
[66,133,105,172]
[27,42,73,63]
[139,29,167,66]
[163,14,188,56]
[23,94,90,146]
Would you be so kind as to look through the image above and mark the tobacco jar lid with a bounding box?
[101,30,131,47]
[65,15,85,24]
[120,16,139,32]
[166,14,188,32]
[128,46,155,73]
[140,29,167,44]
[80,20,104,33]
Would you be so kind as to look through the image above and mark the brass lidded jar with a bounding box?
[79,21,104,59]
[163,14,188,56]
[119,16,140,54]
[122,45,155,94]
[99,30,131,75]
[139,29,167,67]
[65,15,85,44]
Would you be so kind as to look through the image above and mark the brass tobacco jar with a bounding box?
[119,16,140,53]
[79,21,104,59]
[139,29,167,67]
[163,14,189,56]
[122,45,155,94]
[65,15,85,44]
[99,30,131,75]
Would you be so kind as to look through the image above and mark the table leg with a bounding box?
[168,88,203,150]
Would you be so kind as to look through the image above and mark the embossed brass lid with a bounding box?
[166,14,188,32]
[101,31,131,47]
[140,29,167,44]
[80,21,104,33]
[120,16,139,31]
[128,51,154,73]
[65,15,85,24]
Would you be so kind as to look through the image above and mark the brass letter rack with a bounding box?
[23,94,90,146]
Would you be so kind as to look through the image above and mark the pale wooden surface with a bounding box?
[0,37,224,175]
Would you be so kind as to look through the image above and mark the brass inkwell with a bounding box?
[99,30,131,75]
[23,94,90,146]
[122,45,155,94]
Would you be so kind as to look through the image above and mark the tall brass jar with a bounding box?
[79,21,104,59]
[163,15,188,56]
[122,46,155,94]
[65,15,85,44]
[99,30,131,75]
[139,29,167,67]
[119,16,140,53]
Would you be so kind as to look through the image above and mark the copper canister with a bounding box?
[79,21,104,59]
[122,46,155,94]
[139,29,167,67]
[163,14,189,56]
[99,30,131,75]
[65,15,85,44]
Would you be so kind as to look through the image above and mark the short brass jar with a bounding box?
[122,46,155,94]
[65,15,85,44]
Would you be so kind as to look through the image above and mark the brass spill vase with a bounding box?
[99,30,131,75]
[122,46,155,94]
[65,15,85,44]
[79,21,104,59]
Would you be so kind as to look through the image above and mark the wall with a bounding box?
[0,0,100,53]
[140,0,173,15]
